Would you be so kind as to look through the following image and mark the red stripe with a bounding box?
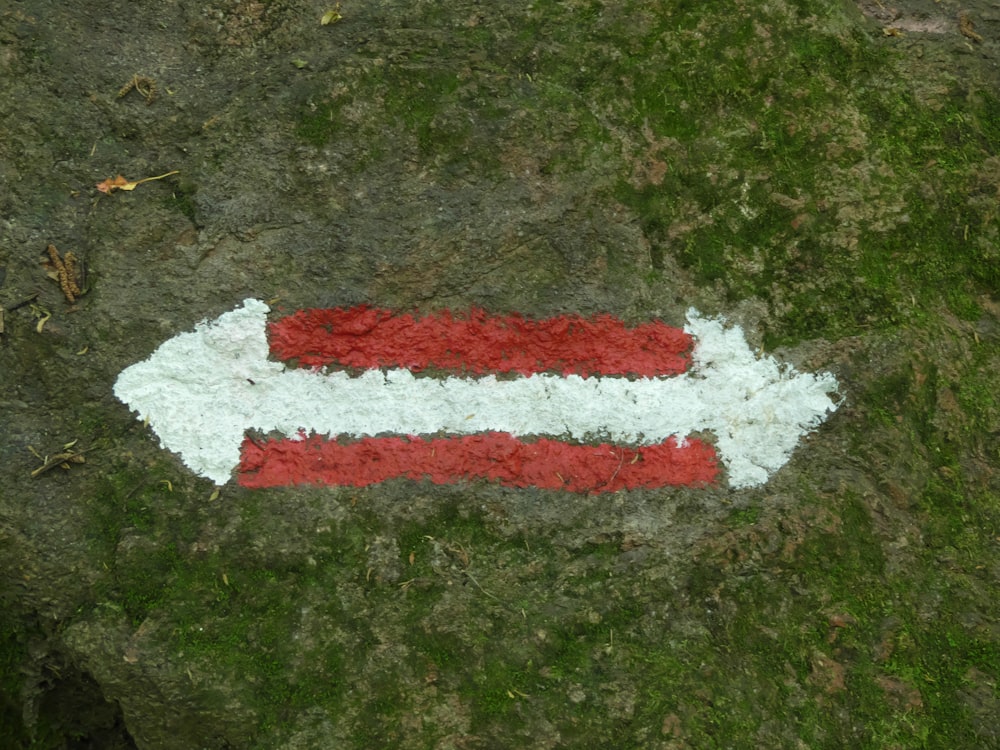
[267,307,692,376]
[238,433,718,492]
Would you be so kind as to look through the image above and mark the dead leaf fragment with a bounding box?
[32,305,51,333]
[46,244,82,302]
[959,12,983,43]
[321,4,342,24]
[96,170,179,194]
[95,175,129,194]
[31,446,90,477]
[118,74,157,104]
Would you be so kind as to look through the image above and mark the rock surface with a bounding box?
[2,0,1000,747]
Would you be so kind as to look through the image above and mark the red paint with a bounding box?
[238,433,718,493]
[268,306,692,376]
[246,306,711,492]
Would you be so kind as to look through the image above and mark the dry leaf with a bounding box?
[95,175,130,194]
[46,244,82,302]
[31,447,90,477]
[959,12,983,43]
[321,4,342,24]
[96,170,179,194]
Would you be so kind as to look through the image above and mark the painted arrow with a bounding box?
[113,299,840,491]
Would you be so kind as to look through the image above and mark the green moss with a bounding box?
[613,486,997,746]
[468,654,533,721]
[165,177,200,225]
[730,505,761,526]
[166,561,347,733]
[296,100,345,148]
[566,1,998,343]
[0,619,31,747]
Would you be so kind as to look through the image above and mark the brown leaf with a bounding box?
[96,175,130,193]
[95,170,179,194]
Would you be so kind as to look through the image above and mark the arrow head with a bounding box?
[114,298,281,484]
[684,310,840,488]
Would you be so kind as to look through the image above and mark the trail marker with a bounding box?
[114,299,840,491]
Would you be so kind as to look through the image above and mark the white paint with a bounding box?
[114,299,840,488]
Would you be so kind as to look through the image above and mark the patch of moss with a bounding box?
[0,618,32,747]
[164,177,200,226]
[296,100,345,148]
[167,561,347,734]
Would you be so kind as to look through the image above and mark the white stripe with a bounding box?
[114,299,840,488]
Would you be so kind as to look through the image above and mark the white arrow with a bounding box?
[114,299,840,488]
